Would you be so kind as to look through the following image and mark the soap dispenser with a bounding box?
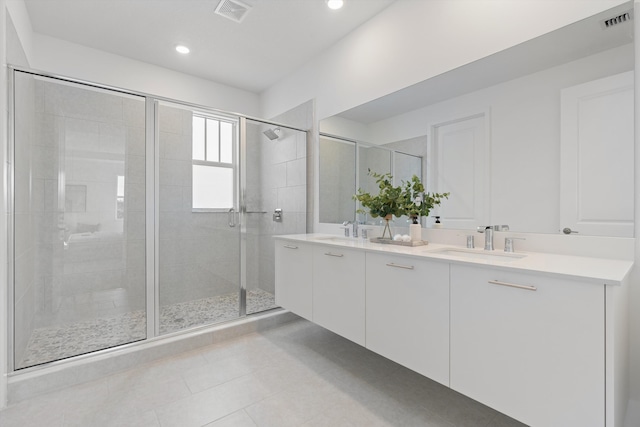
[433,216,443,229]
[409,216,422,241]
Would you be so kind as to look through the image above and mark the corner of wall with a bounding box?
[5,0,33,65]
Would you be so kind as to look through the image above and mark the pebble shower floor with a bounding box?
[18,289,276,368]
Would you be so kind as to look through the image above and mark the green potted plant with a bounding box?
[353,170,405,238]
[354,170,449,240]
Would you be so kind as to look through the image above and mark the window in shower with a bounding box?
[192,115,236,211]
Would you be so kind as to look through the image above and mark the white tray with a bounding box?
[369,238,428,247]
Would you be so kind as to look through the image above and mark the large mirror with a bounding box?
[319,2,634,237]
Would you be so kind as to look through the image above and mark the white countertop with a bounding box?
[275,233,633,285]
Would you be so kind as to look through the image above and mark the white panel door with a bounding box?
[430,114,488,229]
[560,71,634,237]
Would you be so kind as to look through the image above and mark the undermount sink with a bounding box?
[428,248,526,262]
[312,235,357,243]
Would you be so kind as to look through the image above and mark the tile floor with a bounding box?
[1,318,528,427]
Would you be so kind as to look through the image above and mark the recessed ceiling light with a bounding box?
[327,0,344,10]
[175,45,190,54]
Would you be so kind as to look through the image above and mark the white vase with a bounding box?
[409,223,422,241]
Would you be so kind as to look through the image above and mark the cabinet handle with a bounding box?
[324,252,344,257]
[488,280,537,292]
[283,244,298,250]
[386,262,414,270]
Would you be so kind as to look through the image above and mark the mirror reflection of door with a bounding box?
[429,114,489,230]
[560,71,634,237]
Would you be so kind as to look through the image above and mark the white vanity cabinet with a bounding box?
[366,252,449,385]
[274,241,313,321]
[312,245,366,346]
[450,264,605,427]
[274,235,631,427]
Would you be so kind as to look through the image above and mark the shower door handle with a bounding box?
[228,208,236,227]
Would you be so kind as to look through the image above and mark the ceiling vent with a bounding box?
[214,0,252,23]
[601,10,633,29]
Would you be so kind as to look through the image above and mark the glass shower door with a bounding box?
[243,119,307,314]
[157,102,242,333]
[156,110,308,331]
[13,71,147,369]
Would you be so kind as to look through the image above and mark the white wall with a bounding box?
[261,0,630,121]
[29,35,260,117]
[5,0,30,64]
[320,115,371,142]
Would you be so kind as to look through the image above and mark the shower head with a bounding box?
[263,127,281,140]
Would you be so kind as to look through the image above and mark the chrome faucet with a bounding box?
[341,221,351,237]
[341,221,359,238]
[504,236,525,253]
[477,226,494,251]
[477,225,510,251]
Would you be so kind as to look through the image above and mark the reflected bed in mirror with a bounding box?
[318,2,634,237]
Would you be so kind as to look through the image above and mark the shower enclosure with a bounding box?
[10,70,307,370]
